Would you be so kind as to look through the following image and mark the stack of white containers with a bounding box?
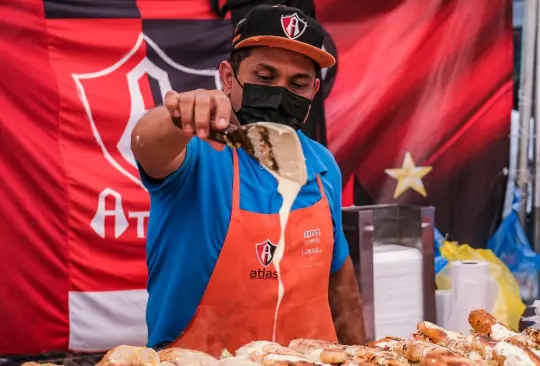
[372,243,424,339]
[436,260,494,334]
[371,244,495,337]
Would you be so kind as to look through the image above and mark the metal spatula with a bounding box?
[208,122,307,186]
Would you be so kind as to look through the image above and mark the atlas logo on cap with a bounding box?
[281,13,308,40]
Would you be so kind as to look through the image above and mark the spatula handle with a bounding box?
[207,124,252,150]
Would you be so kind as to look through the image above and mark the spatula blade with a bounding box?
[208,122,307,186]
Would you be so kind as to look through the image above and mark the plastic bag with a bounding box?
[434,228,449,275]
[435,241,526,331]
[487,208,540,301]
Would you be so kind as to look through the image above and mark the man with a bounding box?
[132,5,365,355]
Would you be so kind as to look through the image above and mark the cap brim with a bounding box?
[235,35,336,69]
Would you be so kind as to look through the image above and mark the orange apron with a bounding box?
[168,149,337,356]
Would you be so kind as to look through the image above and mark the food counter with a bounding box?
[23,309,540,366]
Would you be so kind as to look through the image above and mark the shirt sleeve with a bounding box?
[328,159,350,274]
[137,138,200,196]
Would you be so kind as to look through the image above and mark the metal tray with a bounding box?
[342,204,436,342]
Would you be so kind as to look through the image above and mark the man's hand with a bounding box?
[165,89,233,136]
[132,89,235,179]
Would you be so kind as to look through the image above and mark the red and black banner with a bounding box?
[0,0,511,355]
[328,0,512,248]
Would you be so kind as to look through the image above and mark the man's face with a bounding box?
[219,47,320,120]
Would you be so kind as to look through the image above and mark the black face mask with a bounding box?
[234,81,312,131]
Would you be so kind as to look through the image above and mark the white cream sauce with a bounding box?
[264,354,309,362]
[421,347,433,357]
[272,177,302,342]
[423,321,464,340]
[235,341,277,359]
[168,352,217,365]
[494,341,537,366]
[469,351,483,360]
[212,358,259,366]
[264,353,329,366]
[373,340,399,350]
[466,334,495,359]
[491,324,518,341]
[304,348,324,362]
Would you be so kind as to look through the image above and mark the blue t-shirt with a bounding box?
[140,131,349,348]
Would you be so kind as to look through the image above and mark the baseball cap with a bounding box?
[232,5,336,69]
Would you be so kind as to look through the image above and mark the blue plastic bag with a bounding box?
[487,188,540,301]
[434,228,448,275]
[487,211,540,271]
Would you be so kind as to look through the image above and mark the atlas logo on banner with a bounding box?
[72,33,221,240]
[281,13,308,40]
[251,240,278,280]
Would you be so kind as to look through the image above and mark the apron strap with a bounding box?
[232,149,240,210]
[316,175,327,201]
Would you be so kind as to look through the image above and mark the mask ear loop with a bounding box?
[231,72,245,117]
[233,72,244,90]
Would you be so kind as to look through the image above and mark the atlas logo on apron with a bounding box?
[252,240,279,280]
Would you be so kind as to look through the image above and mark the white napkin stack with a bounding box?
[373,244,424,339]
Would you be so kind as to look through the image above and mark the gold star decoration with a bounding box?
[384,152,433,199]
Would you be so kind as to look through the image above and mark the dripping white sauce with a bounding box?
[272,176,302,342]
[249,122,307,342]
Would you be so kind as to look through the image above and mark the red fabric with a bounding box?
[342,176,354,207]
[46,18,149,292]
[0,0,69,354]
[319,0,511,244]
[0,0,511,355]
[168,150,337,357]
[322,0,511,188]
[136,0,230,19]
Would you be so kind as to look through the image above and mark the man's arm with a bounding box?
[324,150,366,345]
[329,257,366,345]
[132,104,189,179]
[131,89,231,179]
